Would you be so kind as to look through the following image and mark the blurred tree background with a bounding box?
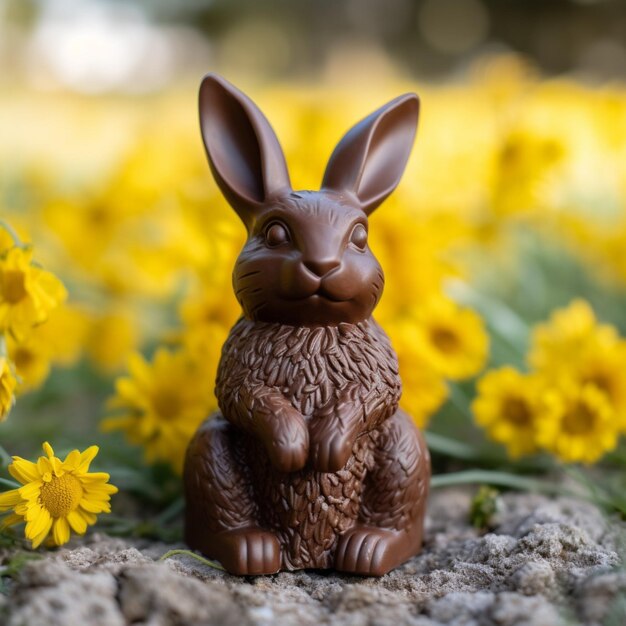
[1,0,626,93]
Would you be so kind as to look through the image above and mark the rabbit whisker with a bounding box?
[237,270,262,280]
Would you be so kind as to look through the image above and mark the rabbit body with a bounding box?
[218,318,401,570]
[183,74,431,575]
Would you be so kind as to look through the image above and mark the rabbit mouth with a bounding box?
[280,281,351,303]
[313,286,351,303]
[283,287,350,303]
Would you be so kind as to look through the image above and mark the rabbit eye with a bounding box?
[350,223,368,250]
[265,222,290,247]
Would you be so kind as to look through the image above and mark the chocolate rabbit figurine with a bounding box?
[184,74,430,576]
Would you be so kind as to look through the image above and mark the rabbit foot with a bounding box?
[214,527,281,575]
[334,526,403,576]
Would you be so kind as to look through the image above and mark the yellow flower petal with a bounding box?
[79,472,112,484]
[77,446,99,473]
[8,458,39,484]
[80,510,98,526]
[0,489,23,510]
[0,512,24,529]
[31,517,53,549]
[14,503,28,516]
[25,502,43,522]
[62,450,81,470]
[49,456,64,477]
[18,481,42,501]
[37,456,52,477]
[52,517,70,546]
[84,483,118,495]
[79,498,109,513]
[25,507,51,539]
[66,510,87,534]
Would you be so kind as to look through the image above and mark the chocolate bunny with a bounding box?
[184,74,430,576]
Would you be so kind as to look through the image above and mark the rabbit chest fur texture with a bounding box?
[216,318,401,570]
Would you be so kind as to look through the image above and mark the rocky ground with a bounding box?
[0,489,624,626]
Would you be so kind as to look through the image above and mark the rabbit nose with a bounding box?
[303,258,340,277]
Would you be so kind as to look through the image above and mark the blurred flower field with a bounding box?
[2,56,626,548]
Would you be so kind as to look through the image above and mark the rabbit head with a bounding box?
[199,74,419,326]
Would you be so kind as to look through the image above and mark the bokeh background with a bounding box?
[2,0,626,529]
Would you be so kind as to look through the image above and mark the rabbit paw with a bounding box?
[334,526,400,576]
[309,431,353,473]
[215,527,281,575]
[266,414,309,473]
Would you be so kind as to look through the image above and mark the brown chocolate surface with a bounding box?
[184,74,430,575]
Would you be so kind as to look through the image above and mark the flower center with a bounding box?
[583,373,613,398]
[1,270,27,304]
[13,347,34,370]
[153,389,182,420]
[502,397,532,427]
[431,327,460,353]
[40,473,83,518]
[562,403,596,435]
[88,205,111,226]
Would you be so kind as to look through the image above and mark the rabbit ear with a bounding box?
[199,74,291,227]
[321,93,419,215]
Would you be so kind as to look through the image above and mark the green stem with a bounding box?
[425,432,486,462]
[562,466,624,513]
[447,384,476,423]
[425,432,555,473]
[0,444,11,468]
[454,283,530,343]
[430,469,572,496]
[0,477,19,490]
[158,549,225,571]
[0,220,24,248]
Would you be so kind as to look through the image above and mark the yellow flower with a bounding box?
[0,222,29,254]
[472,367,543,458]
[399,354,449,429]
[528,299,626,426]
[36,304,90,368]
[179,288,241,331]
[528,299,618,374]
[0,356,17,421]
[84,307,140,373]
[0,442,117,548]
[8,333,52,393]
[4,305,90,394]
[387,318,449,428]
[490,128,565,218]
[0,246,67,340]
[535,383,620,464]
[103,348,215,473]
[573,341,626,427]
[412,296,489,381]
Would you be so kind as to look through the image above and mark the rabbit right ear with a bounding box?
[322,93,419,215]
[199,74,292,227]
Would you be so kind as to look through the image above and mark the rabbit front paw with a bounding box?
[264,411,309,473]
[309,431,353,473]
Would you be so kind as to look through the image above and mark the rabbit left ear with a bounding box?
[199,74,292,228]
[321,93,419,215]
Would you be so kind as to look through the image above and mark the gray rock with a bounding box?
[0,489,623,626]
